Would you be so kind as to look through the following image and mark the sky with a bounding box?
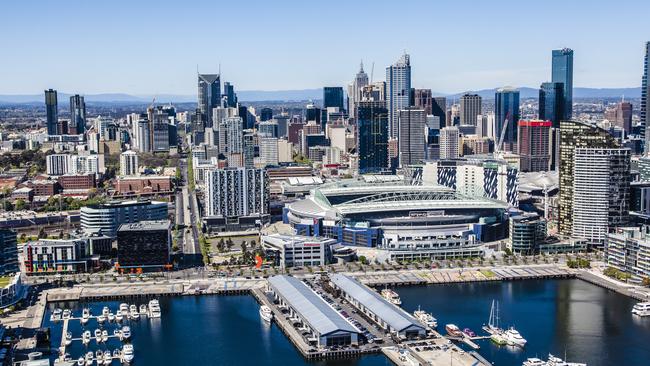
[1,0,649,95]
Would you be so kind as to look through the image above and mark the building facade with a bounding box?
[0,230,18,275]
[539,82,564,128]
[460,94,481,126]
[357,100,389,174]
[517,120,551,172]
[80,200,168,237]
[439,126,460,159]
[606,226,650,283]
[45,89,58,136]
[508,213,547,254]
[552,48,574,120]
[116,220,171,271]
[386,53,411,139]
[494,87,520,152]
[198,74,221,128]
[398,107,426,167]
[204,167,269,219]
[120,150,139,176]
[70,94,86,135]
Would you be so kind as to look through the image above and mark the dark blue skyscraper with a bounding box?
[70,94,86,135]
[552,48,573,119]
[357,100,388,174]
[539,82,564,128]
[260,108,273,122]
[495,87,520,151]
[323,87,345,111]
[222,82,237,108]
[198,74,220,127]
[45,89,58,136]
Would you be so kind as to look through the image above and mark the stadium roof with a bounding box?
[268,275,359,336]
[329,274,425,333]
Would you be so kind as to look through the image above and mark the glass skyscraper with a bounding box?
[386,53,411,138]
[70,94,86,135]
[538,82,564,128]
[198,74,221,128]
[552,48,574,120]
[494,87,520,151]
[45,89,58,135]
[222,82,237,108]
[357,100,388,174]
[323,87,345,111]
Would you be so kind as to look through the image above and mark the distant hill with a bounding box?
[0,87,641,104]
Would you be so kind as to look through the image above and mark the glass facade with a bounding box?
[357,100,388,174]
[45,89,58,135]
[323,87,345,111]
[552,48,573,119]
[494,87,520,151]
[538,82,564,128]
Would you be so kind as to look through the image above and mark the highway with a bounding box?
[178,157,202,265]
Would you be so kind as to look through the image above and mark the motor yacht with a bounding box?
[413,306,437,329]
[82,330,91,345]
[380,288,402,306]
[81,308,91,325]
[64,331,72,346]
[129,305,139,320]
[121,326,131,340]
[50,308,62,322]
[122,344,134,363]
[148,299,161,318]
[504,327,527,347]
[94,329,102,343]
[631,302,650,316]
[259,305,273,322]
[62,309,72,320]
[445,324,463,337]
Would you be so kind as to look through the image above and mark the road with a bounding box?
[178,158,202,265]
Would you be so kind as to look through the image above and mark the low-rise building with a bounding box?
[261,234,337,269]
[23,238,90,274]
[508,213,547,254]
[606,226,650,283]
[114,176,173,196]
[80,200,168,238]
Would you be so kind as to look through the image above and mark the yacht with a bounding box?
[82,330,91,345]
[102,306,110,317]
[116,311,124,322]
[523,354,587,366]
[523,358,546,366]
[148,299,161,318]
[50,308,62,322]
[259,305,273,322]
[490,333,508,346]
[95,350,104,365]
[139,304,147,316]
[631,302,650,317]
[129,305,139,320]
[121,326,131,340]
[102,329,109,342]
[62,309,72,320]
[108,312,115,322]
[505,327,527,347]
[413,306,438,329]
[103,350,112,364]
[81,308,91,325]
[483,300,503,335]
[64,331,72,346]
[119,303,129,317]
[114,328,123,341]
[97,313,106,323]
[463,328,476,338]
[380,288,402,306]
[122,344,135,363]
[84,352,93,366]
[445,324,463,337]
[94,329,102,343]
[76,357,85,366]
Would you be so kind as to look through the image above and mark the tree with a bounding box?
[14,199,26,211]
[642,277,650,287]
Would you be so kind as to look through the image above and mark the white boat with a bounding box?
[380,288,402,306]
[102,329,109,342]
[51,308,62,322]
[64,331,72,346]
[122,344,134,363]
[94,329,102,343]
[62,309,72,320]
[121,326,131,340]
[85,351,93,366]
[129,305,139,320]
[413,306,437,329]
[139,304,147,315]
[148,299,161,318]
[114,328,123,341]
[95,350,104,365]
[108,312,115,322]
[631,302,650,316]
[523,354,587,366]
[102,306,110,317]
[97,314,106,323]
[483,299,503,335]
[523,358,546,366]
[116,312,124,322]
[119,303,129,318]
[103,350,112,364]
[505,326,527,347]
[81,308,91,325]
[82,330,91,345]
[76,357,84,366]
[445,324,463,337]
[259,305,273,322]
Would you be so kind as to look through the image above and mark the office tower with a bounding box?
[538,82,564,128]
[120,150,139,176]
[205,168,269,218]
[398,107,426,167]
[151,109,170,152]
[495,87,520,152]
[305,103,321,126]
[198,73,221,128]
[440,126,460,159]
[517,120,551,172]
[558,120,619,236]
[413,89,434,115]
[356,100,389,174]
[218,117,244,165]
[80,200,168,237]
[347,61,369,118]
[222,81,237,108]
[259,137,279,166]
[0,230,18,274]
[431,97,447,128]
[258,121,279,138]
[477,113,496,139]
[70,94,86,135]
[45,89,58,135]
[552,48,574,119]
[572,148,630,247]
[642,42,649,150]
[605,101,633,134]
[260,108,273,122]
[386,53,411,138]
[136,118,151,152]
[460,94,481,126]
[117,220,171,269]
[243,132,255,168]
[46,154,70,176]
[273,114,290,138]
[323,87,345,112]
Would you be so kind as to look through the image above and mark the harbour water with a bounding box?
[42,279,650,366]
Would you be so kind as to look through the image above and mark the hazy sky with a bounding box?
[1,0,649,95]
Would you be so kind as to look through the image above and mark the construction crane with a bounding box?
[495,112,510,156]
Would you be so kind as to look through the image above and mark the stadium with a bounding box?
[283,179,510,261]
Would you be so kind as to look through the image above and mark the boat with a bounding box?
[62,309,72,320]
[483,299,503,335]
[463,328,476,338]
[85,351,93,366]
[102,329,109,342]
[505,326,527,347]
[259,305,273,322]
[631,302,650,316]
[50,308,62,321]
[97,314,106,323]
[148,299,161,318]
[129,305,139,320]
[64,331,72,346]
[413,306,438,329]
[82,330,91,345]
[96,350,104,365]
[103,350,112,364]
[108,312,115,322]
[114,328,123,341]
[94,329,102,343]
[119,303,129,318]
[77,357,84,366]
[490,333,508,345]
[139,304,147,315]
[380,288,402,306]
[121,326,131,340]
[116,312,124,322]
[523,358,546,366]
[113,349,122,359]
[81,308,91,325]
[445,324,463,337]
[122,344,134,363]
[102,306,110,317]
[523,354,587,366]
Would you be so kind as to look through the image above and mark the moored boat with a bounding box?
[631,302,650,317]
[259,305,273,322]
[122,344,134,363]
[445,324,463,337]
[463,328,476,337]
[490,332,508,345]
[50,308,62,322]
[504,326,527,347]
[380,288,402,306]
[413,306,438,329]
[81,308,91,325]
[148,299,161,318]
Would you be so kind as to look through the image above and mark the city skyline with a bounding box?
[1,0,649,95]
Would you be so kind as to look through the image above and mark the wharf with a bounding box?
[383,337,490,366]
[576,271,649,301]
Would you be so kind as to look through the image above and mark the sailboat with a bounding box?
[482,299,503,335]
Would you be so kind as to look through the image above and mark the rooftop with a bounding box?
[117,220,170,232]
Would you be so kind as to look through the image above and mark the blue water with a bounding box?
[41,279,650,366]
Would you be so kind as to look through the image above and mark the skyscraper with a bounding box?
[460,94,481,126]
[642,42,649,151]
[198,74,221,128]
[605,101,633,134]
[413,89,434,115]
[218,117,244,166]
[45,89,58,135]
[260,108,273,122]
[439,126,460,159]
[323,87,345,111]
[398,107,426,167]
[347,62,369,118]
[552,48,574,119]
[558,120,619,236]
[120,150,139,177]
[222,82,237,108]
[386,53,411,138]
[538,82,564,128]
[432,97,447,128]
[517,120,551,172]
[495,87,520,152]
[357,100,388,174]
[70,94,86,135]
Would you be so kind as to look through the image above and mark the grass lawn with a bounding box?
[0,276,12,287]
[480,269,496,278]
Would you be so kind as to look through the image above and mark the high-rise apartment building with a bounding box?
[347,62,369,118]
[46,154,71,176]
[552,48,574,119]
[558,120,619,236]
[205,168,269,219]
[495,87,520,152]
[150,108,170,152]
[572,148,630,247]
[538,82,564,128]
[460,94,481,126]
[218,117,244,166]
[440,126,460,159]
[398,107,426,167]
[386,53,411,138]
[517,120,551,172]
[120,150,139,176]
[45,89,58,135]
[198,74,221,128]
[357,100,388,174]
[70,94,86,135]
[642,42,649,150]
[259,137,279,167]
